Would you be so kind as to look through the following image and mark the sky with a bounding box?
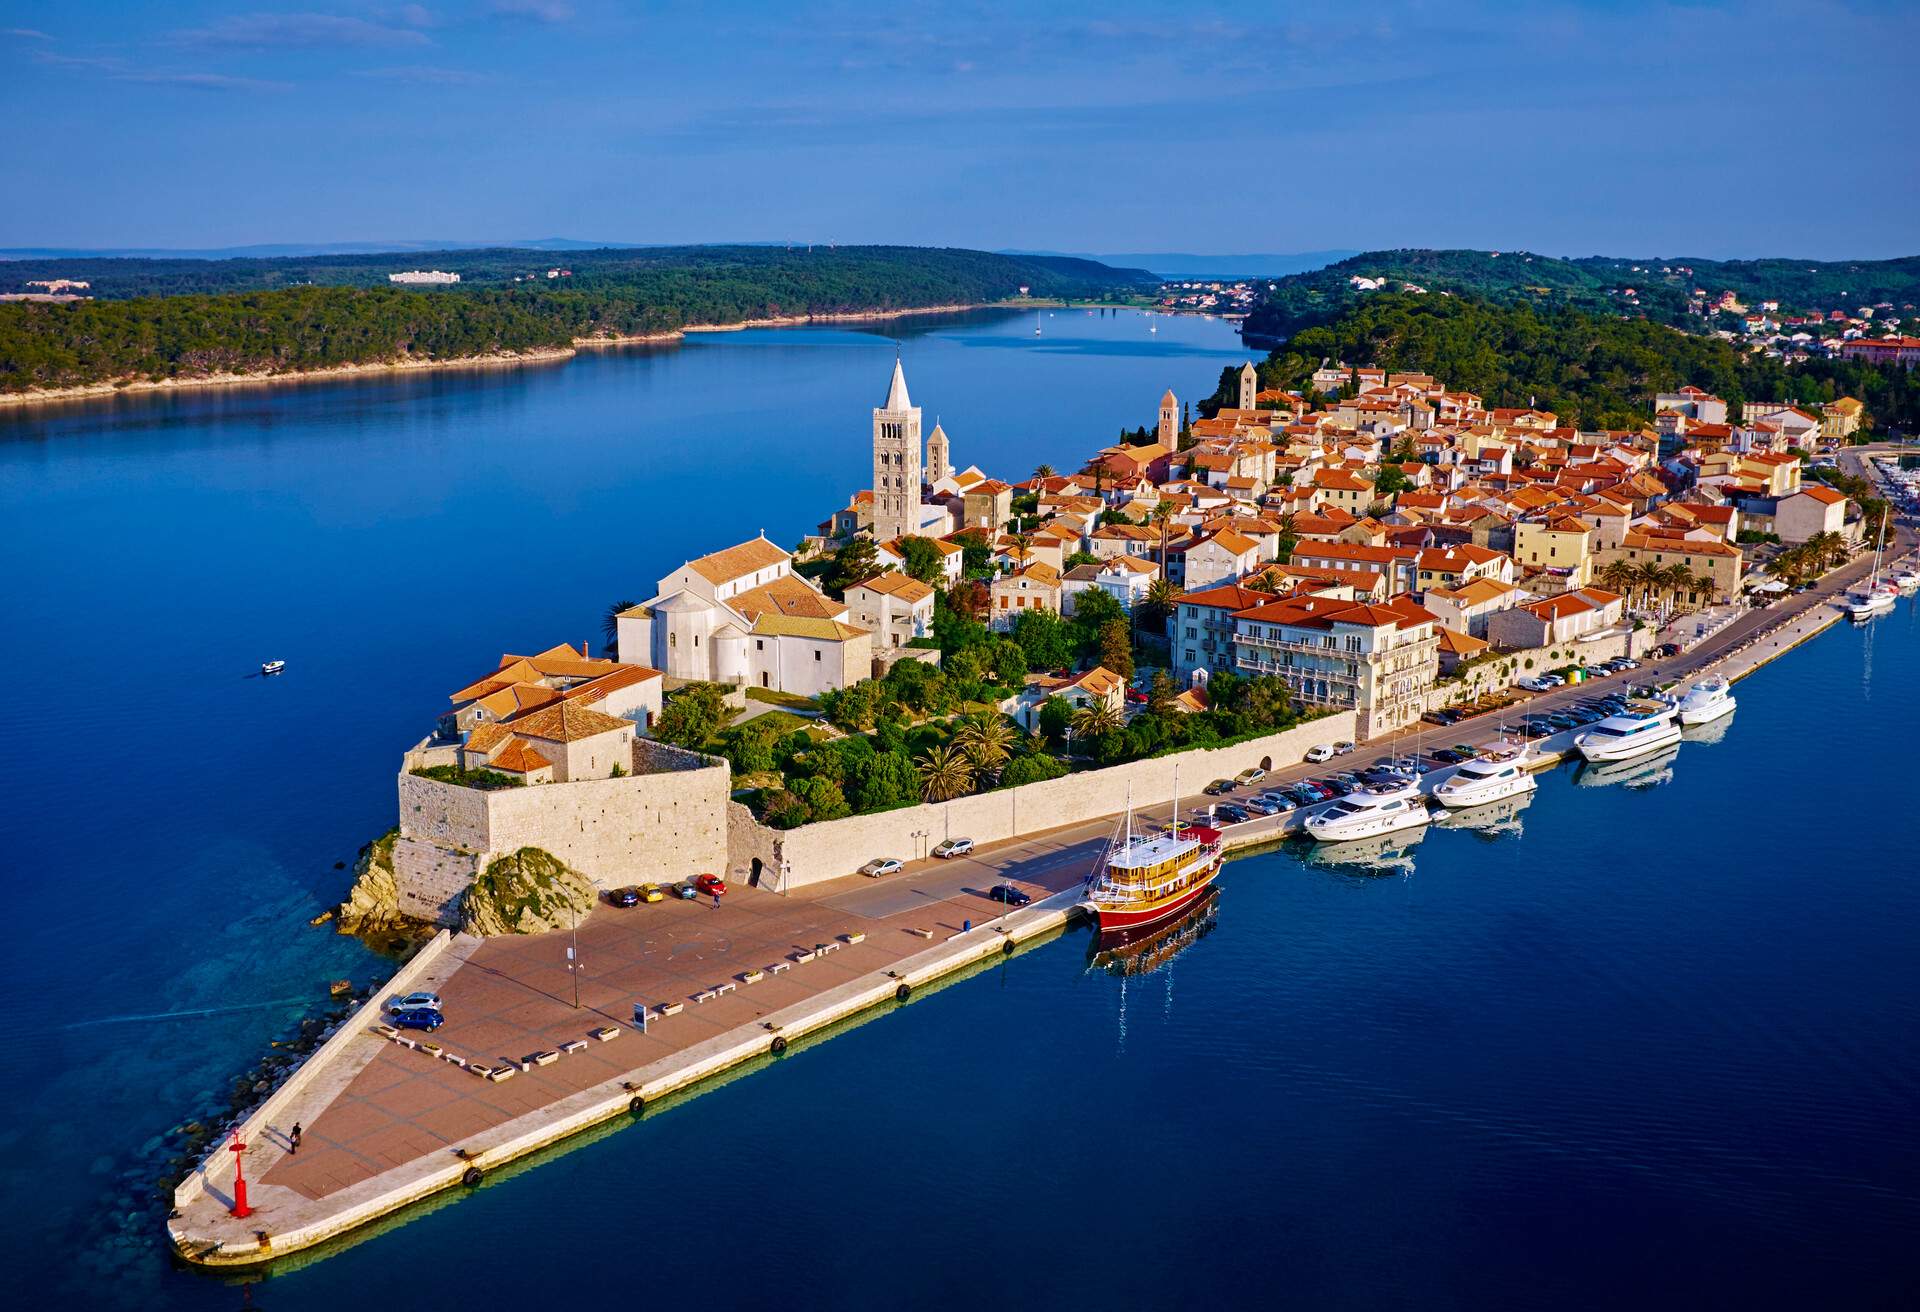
[4,0,1917,260]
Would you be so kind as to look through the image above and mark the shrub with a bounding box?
[999,753,1069,788]
[410,765,524,790]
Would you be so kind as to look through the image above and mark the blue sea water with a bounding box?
[1,308,1916,1308]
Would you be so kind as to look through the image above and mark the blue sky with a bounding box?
[4,1,1915,258]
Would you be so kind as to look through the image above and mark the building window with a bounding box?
[814,650,822,662]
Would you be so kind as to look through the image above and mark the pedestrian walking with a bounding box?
[711,891,721,909]
[289,1122,303,1155]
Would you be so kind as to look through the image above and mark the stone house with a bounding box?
[845,571,936,648]
[1486,587,1624,650]
[990,563,1062,631]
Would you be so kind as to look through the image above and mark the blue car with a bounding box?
[392,1008,444,1032]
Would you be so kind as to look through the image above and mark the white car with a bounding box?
[930,838,973,859]
[388,991,442,1014]
[860,858,903,878]
[1332,741,1356,755]
[1305,744,1334,764]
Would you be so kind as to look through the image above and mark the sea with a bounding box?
[0,307,1915,1309]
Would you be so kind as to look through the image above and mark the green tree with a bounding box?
[954,713,1018,781]
[832,537,880,593]
[791,776,849,822]
[1037,695,1074,744]
[1138,577,1181,634]
[999,753,1069,788]
[1373,465,1409,499]
[655,682,730,749]
[854,750,919,812]
[898,536,945,584]
[1012,608,1076,671]
[1069,701,1123,742]
[1097,616,1135,679]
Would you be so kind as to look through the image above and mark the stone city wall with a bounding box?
[739,711,1357,890]
[392,742,731,924]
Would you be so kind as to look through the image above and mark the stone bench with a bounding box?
[558,1039,588,1055]
[768,962,791,975]
[439,1051,467,1067]
[374,1024,400,1039]
[692,990,717,1004]
[714,982,735,996]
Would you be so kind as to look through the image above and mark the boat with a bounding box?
[261,660,286,676]
[1574,744,1679,790]
[1084,786,1223,934]
[1304,778,1431,842]
[1431,744,1537,809]
[1674,674,1736,726]
[1892,568,1920,594]
[1573,698,1683,763]
[1845,507,1896,618]
[1088,887,1220,972]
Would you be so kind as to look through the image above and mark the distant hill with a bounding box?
[1241,248,1920,341]
[0,245,1156,395]
[0,243,1159,301]
[999,249,1355,281]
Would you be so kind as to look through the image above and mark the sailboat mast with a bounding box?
[1172,762,1179,835]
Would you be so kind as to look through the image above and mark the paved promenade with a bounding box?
[170,529,1907,1265]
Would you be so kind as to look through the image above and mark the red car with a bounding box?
[692,873,727,898]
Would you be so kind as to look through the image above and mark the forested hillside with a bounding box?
[1214,292,1920,431]
[0,246,1149,394]
[1240,249,1920,341]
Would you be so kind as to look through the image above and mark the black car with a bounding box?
[607,886,642,908]
[988,884,1031,906]
[1216,803,1252,823]
[1431,748,1473,764]
[1203,778,1236,796]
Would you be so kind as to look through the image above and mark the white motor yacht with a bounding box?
[1573,698,1683,763]
[1304,779,1431,842]
[261,659,286,676]
[1674,674,1736,726]
[1431,744,1538,810]
[1893,566,1920,594]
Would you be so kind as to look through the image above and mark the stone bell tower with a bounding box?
[872,356,923,541]
[1157,388,1178,445]
[926,418,952,484]
[1239,361,1258,410]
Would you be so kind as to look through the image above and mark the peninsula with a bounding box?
[166,307,1915,1267]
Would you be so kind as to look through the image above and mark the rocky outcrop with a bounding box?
[459,846,596,936]
[336,829,407,935]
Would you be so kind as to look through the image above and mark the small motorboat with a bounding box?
[261,660,287,676]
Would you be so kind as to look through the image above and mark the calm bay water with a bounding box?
[2,309,1916,1308]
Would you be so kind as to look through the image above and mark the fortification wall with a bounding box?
[740,712,1357,890]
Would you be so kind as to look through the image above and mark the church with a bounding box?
[870,356,964,540]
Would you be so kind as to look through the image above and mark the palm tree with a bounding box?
[1032,463,1056,482]
[1151,498,1177,572]
[602,599,639,657]
[1069,701,1123,742]
[1660,563,1698,611]
[914,745,974,802]
[1634,563,1666,611]
[1768,544,1810,586]
[1596,559,1637,597]
[954,714,1016,781]
[1138,577,1182,633]
[1807,530,1846,573]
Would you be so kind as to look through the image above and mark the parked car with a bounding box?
[1260,791,1299,813]
[1432,748,1473,764]
[860,858,903,879]
[1304,744,1334,764]
[1235,766,1267,786]
[1203,778,1237,795]
[1163,819,1200,835]
[1214,804,1250,824]
[391,1008,444,1032]
[1242,796,1279,816]
[1616,658,1641,669]
[988,884,1032,906]
[670,880,699,899]
[931,837,974,858]
[692,873,727,898]
[1332,741,1356,755]
[608,886,643,908]
[636,883,666,903]
[388,992,441,1014]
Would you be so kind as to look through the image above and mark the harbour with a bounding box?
[4,313,1917,1309]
